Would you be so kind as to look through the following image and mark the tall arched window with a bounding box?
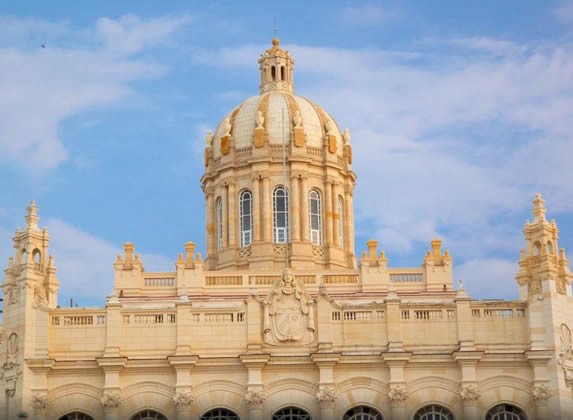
[343,405,383,420]
[216,197,223,250]
[486,404,526,420]
[59,413,94,420]
[201,408,240,420]
[130,410,168,420]
[273,186,289,243]
[239,190,253,247]
[414,405,454,420]
[309,189,322,245]
[271,65,276,81]
[338,195,344,247]
[272,406,312,420]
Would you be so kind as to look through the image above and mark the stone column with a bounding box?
[228,183,237,248]
[388,384,408,419]
[291,175,300,241]
[344,185,356,260]
[220,186,228,248]
[173,390,193,420]
[253,176,261,242]
[262,177,272,242]
[301,177,309,242]
[241,354,270,420]
[205,189,215,257]
[459,384,480,420]
[312,353,340,420]
[31,393,49,420]
[101,391,122,420]
[169,355,198,420]
[332,182,340,247]
[324,178,333,245]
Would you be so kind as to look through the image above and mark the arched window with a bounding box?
[21,248,27,264]
[533,242,541,255]
[338,195,344,247]
[343,405,383,420]
[271,65,276,81]
[281,65,285,81]
[273,186,289,243]
[486,404,526,420]
[32,248,41,263]
[130,410,167,420]
[547,241,554,255]
[239,190,253,247]
[201,408,240,420]
[59,413,94,420]
[272,406,312,420]
[414,404,454,420]
[309,189,322,245]
[216,197,223,250]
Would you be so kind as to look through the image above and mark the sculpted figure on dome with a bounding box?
[255,110,265,129]
[293,110,302,128]
[263,268,315,345]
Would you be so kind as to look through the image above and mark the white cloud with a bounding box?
[45,218,173,306]
[455,258,519,300]
[553,0,573,24]
[194,39,573,263]
[0,15,189,171]
[95,14,191,55]
[341,5,396,27]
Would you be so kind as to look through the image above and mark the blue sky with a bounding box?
[1,1,573,306]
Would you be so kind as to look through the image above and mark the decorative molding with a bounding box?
[244,389,265,408]
[173,390,193,409]
[101,392,122,409]
[460,384,481,401]
[558,323,573,387]
[32,393,49,412]
[316,387,336,408]
[0,332,22,397]
[388,385,408,404]
[532,384,550,401]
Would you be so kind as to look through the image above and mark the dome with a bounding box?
[211,92,346,159]
[201,39,356,272]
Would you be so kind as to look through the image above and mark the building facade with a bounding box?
[2,39,573,420]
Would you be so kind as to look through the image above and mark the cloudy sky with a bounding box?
[1,0,573,306]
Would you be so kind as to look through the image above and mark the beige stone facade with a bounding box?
[2,39,573,420]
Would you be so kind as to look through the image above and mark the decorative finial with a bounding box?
[293,110,302,128]
[25,200,39,228]
[272,38,280,47]
[342,128,351,144]
[205,130,213,147]
[223,118,232,137]
[532,193,547,222]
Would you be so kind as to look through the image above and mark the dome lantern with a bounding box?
[258,38,294,94]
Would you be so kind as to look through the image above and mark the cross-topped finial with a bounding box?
[532,192,547,223]
[25,200,39,229]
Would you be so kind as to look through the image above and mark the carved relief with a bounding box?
[32,393,49,412]
[1,333,21,397]
[532,384,550,401]
[388,385,408,404]
[558,323,573,387]
[316,387,336,408]
[528,277,541,296]
[460,384,480,401]
[244,389,265,408]
[8,286,20,305]
[101,391,122,408]
[173,390,193,409]
[263,268,315,345]
[33,285,47,308]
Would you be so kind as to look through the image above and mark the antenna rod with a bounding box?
[282,109,289,268]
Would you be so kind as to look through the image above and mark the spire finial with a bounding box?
[258,38,295,94]
[25,200,39,229]
[532,193,547,222]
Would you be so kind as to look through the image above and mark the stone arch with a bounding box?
[32,248,41,263]
[479,376,533,418]
[130,408,168,419]
[122,381,174,419]
[193,380,246,419]
[265,378,318,419]
[335,377,388,419]
[485,403,527,420]
[271,405,313,419]
[49,383,101,420]
[407,377,460,420]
